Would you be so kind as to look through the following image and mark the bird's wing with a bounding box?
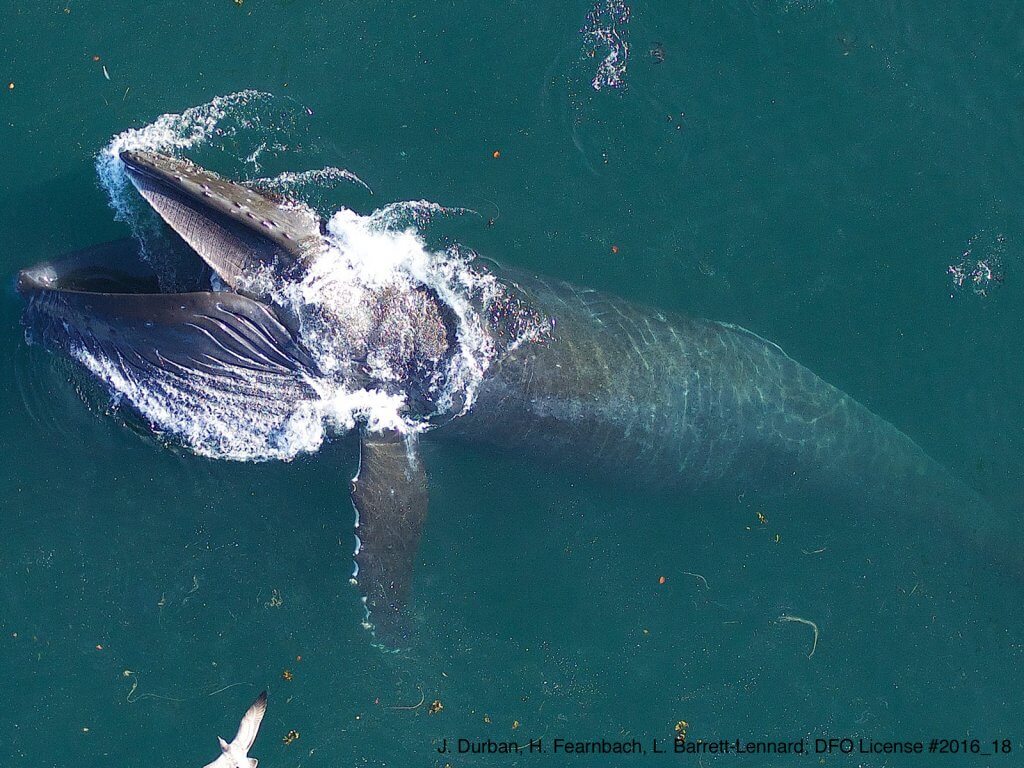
[202,753,231,768]
[232,691,268,751]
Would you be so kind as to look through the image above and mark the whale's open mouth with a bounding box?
[17,130,551,468]
[16,150,325,387]
[14,96,550,642]
[14,151,343,460]
[14,149,492,460]
[17,239,160,296]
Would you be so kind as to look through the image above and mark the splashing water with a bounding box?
[582,0,631,92]
[948,230,1006,298]
[252,167,373,210]
[277,206,506,434]
[97,91,274,236]
[76,92,542,461]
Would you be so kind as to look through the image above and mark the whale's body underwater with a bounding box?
[16,151,1007,640]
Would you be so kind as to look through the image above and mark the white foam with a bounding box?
[256,167,373,195]
[582,0,632,91]
[278,204,502,424]
[318,386,412,434]
[71,345,326,461]
[96,90,274,233]
[336,204,503,413]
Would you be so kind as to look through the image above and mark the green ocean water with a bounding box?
[2,2,1023,766]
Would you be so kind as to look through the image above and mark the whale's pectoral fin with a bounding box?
[350,430,428,643]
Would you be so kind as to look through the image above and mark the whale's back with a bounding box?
[454,273,914,490]
[448,272,1018,570]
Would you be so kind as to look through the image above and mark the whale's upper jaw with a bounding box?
[119,149,323,254]
[119,149,323,295]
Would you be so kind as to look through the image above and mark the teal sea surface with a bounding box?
[2,2,1023,766]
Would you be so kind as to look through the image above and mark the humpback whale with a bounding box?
[16,150,1012,641]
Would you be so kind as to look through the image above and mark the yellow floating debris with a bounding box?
[675,720,688,743]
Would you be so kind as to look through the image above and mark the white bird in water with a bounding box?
[204,691,268,768]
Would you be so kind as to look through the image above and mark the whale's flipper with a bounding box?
[350,430,428,642]
[119,149,323,298]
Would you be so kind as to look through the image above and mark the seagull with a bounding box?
[204,691,268,768]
